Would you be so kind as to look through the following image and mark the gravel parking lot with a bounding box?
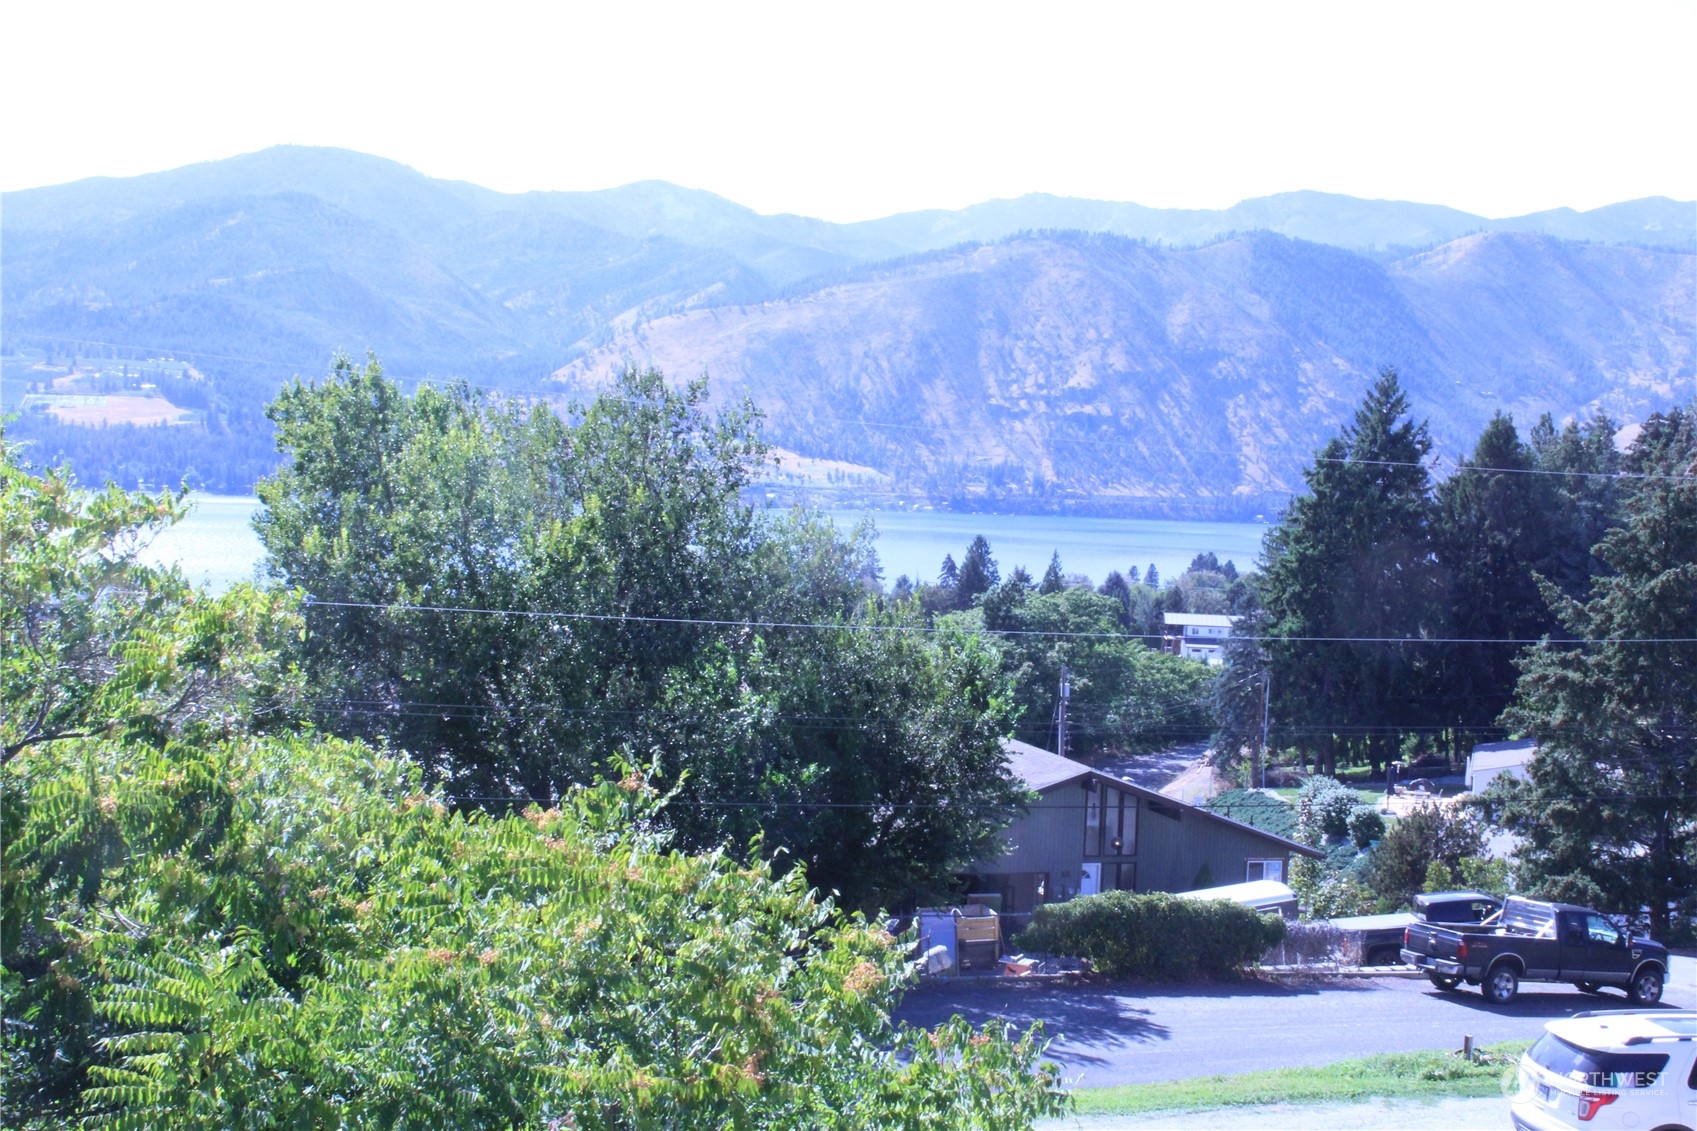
[894,955,1696,1089]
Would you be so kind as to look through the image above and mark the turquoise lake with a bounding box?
[139,495,1271,592]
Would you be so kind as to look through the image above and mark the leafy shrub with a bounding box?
[1424,860,1457,891]
[1365,804,1487,905]
[1016,891,1285,979]
[1297,776,1359,843]
[1307,875,1378,919]
[1348,805,1386,849]
[1457,856,1511,897]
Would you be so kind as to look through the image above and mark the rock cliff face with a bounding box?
[554,231,1695,506]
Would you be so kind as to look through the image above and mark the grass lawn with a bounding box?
[1071,1040,1531,1116]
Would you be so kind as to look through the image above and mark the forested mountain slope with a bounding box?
[555,231,1694,505]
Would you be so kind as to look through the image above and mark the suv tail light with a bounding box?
[1576,1092,1618,1121]
[1403,927,1410,949]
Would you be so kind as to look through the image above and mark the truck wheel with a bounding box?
[1573,981,1602,994]
[1427,972,1461,991]
[1628,969,1663,1005]
[1483,964,1520,1004]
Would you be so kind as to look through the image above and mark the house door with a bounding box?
[1079,862,1102,897]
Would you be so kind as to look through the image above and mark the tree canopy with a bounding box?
[1493,403,1697,936]
[1255,369,1440,777]
[1,446,1068,1128]
[254,358,1025,911]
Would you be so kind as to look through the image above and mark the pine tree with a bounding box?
[1253,368,1440,777]
[1098,570,1133,628]
[955,535,999,604]
[1497,404,1696,938]
[1144,564,1160,589]
[938,554,960,589]
[1432,413,1561,737]
[1039,551,1065,594]
[1530,411,1622,601]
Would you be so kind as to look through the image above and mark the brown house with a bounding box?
[967,740,1321,916]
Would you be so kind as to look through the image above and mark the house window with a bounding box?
[1085,788,1137,857]
[1245,859,1284,882]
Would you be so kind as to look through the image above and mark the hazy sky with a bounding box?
[4,0,1693,221]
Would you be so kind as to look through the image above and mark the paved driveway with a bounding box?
[895,956,1696,1088]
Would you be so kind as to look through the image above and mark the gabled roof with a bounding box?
[1003,738,1094,791]
[1000,739,1323,859]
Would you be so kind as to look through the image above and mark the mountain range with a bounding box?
[3,146,1692,505]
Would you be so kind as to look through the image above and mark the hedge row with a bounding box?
[1016,891,1286,979]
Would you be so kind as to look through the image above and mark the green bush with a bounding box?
[1347,805,1386,849]
[1366,804,1487,904]
[1016,891,1286,979]
[1297,776,1359,843]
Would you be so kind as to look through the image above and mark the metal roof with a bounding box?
[1468,739,1537,772]
[1162,612,1236,628]
[1178,879,1297,907]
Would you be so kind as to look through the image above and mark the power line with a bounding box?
[298,597,1697,645]
[427,791,1697,810]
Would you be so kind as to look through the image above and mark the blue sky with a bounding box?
[4,0,1692,221]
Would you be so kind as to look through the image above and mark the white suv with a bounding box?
[1511,1009,1696,1130]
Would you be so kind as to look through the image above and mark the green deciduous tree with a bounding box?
[254,358,1024,911]
[1494,404,1697,937]
[1,454,296,768]
[981,584,1216,757]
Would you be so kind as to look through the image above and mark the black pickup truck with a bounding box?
[1401,896,1668,1005]
[1329,890,1502,966]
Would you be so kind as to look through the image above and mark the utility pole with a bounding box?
[1258,669,1272,790]
[1057,663,1071,761]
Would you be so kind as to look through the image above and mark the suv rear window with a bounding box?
[1528,1033,1669,1089]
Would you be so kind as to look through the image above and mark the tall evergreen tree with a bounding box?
[1432,414,1560,737]
[1187,552,1221,574]
[1254,368,1440,776]
[1496,404,1696,938]
[1038,551,1065,594]
[1098,570,1133,630]
[1530,411,1622,601]
[1144,564,1160,589]
[937,554,960,589]
[955,535,999,604]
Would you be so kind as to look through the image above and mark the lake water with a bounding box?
[139,495,1271,592]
